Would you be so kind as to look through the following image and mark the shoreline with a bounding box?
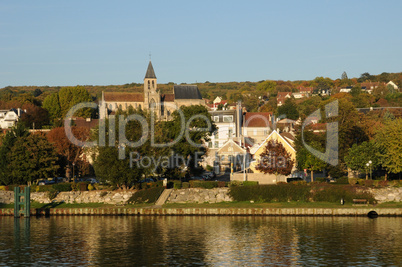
[2,207,402,217]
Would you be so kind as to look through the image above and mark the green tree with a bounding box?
[345,141,379,179]
[0,123,29,185]
[374,118,402,177]
[257,80,277,95]
[277,98,299,120]
[300,141,327,182]
[9,134,59,185]
[42,92,61,125]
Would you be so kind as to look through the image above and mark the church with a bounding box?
[99,61,205,119]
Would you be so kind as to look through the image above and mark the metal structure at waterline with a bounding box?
[14,187,30,217]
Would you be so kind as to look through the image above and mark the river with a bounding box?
[0,216,401,266]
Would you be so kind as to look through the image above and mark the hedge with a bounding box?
[229,183,375,203]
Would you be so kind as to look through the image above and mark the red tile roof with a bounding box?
[244,112,272,127]
[104,92,144,102]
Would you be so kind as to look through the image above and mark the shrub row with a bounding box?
[128,187,165,204]
[229,183,311,202]
[229,183,376,204]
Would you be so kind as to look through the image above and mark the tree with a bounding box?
[19,103,50,129]
[0,123,29,185]
[9,134,59,185]
[345,141,379,179]
[300,141,327,182]
[42,92,61,125]
[47,127,91,178]
[341,71,348,81]
[277,98,299,120]
[42,86,93,126]
[257,80,277,95]
[374,118,402,177]
[255,140,294,178]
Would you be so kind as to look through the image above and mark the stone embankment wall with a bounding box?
[0,191,135,205]
[166,188,233,204]
[369,187,402,203]
[1,187,402,205]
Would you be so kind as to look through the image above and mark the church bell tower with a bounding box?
[143,60,160,116]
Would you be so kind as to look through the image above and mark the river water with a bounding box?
[0,216,401,266]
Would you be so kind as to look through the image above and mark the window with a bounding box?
[264,130,268,135]
[228,128,233,137]
[214,116,219,122]
[214,141,219,148]
[214,132,218,139]
[208,142,212,148]
[148,80,150,89]
[223,115,233,122]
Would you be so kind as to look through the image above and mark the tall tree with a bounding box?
[255,140,294,178]
[374,118,402,177]
[9,133,59,185]
[277,98,299,120]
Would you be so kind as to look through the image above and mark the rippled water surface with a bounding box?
[0,216,401,266]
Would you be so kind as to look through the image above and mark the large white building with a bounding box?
[0,108,24,129]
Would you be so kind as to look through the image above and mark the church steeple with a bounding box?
[145,61,156,79]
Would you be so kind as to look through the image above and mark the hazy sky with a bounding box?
[1,0,401,87]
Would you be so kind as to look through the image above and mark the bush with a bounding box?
[128,187,165,204]
[242,181,259,186]
[37,185,53,192]
[334,177,349,184]
[229,184,311,202]
[217,181,226,187]
[348,178,358,185]
[88,184,94,191]
[182,182,190,189]
[0,185,6,191]
[47,189,58,200]
[173,181,182,189]
[311,184,375,203]
[52,183,72,192]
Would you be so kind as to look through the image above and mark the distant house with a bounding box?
[297,86,314,96]
[339,86,352,93]
[387,81,399,91]
[276,92,292,106]
[215,139,250,172]
[0,108,24,129]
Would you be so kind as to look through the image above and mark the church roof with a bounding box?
[174,85,202,100]
[161,94,175,102]
[145,61,156,79]
[104,92,144,102]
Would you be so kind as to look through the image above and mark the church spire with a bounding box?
[145,61,156,79]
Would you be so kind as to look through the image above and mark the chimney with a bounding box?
[17,108,21,117]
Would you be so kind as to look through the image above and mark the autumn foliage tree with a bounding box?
[255,140,294,179]
[47,126,91,178]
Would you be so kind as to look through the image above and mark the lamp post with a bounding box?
[366,160,372,180]
[72,162,75,182]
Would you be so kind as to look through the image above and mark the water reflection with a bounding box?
[0,216,401,266]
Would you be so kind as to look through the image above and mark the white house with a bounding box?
[0,108,24,129]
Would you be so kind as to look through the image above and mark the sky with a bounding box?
[0,0,401,88]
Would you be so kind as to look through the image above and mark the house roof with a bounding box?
[174,85,202,100]
[217,139,246,153]
[253,130,295,155]
[144,61,156,79]
[104,92,144,102]
[73,118,100,129]
[277,92,291,99]
[244,112,272,127]
[161,94,175,102]
[280,132,295,142]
